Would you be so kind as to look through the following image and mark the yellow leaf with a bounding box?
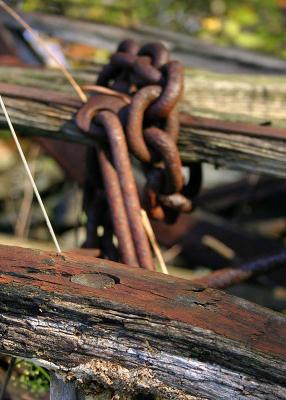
[202,17,222,33]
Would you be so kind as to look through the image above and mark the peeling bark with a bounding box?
[0,245,285,399]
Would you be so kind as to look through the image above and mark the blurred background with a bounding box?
[19,0,286,58]
[0,1,286,398]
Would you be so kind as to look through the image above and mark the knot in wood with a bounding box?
[71,273,118,289]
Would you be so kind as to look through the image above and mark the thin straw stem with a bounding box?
[141,210,169,274]
[0,95,61,253]
[0,0,87,103]
[0,1,167,272]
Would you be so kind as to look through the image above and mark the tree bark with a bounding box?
[0,244,285,399]
[1,67,286,177]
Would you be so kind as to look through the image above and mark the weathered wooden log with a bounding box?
[2,11,286,74]
[1,67,286,177]
[1,66,286,126]
[0,244,285,399]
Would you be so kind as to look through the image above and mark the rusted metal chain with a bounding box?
[95,111,153,270]
[76,39,202,269]
[102,39,199,222]
[81,116,137,264]
[77,95,154,270]
[97,145,139,267]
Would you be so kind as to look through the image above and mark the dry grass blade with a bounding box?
[0,0,87,103]
[0,1,167,272]
[0,95,61,253]
[141,209,169,274]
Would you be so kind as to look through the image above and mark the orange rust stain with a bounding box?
[0,275,14,284]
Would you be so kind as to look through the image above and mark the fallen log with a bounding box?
[1,67,286,178]
[0,244,285,399]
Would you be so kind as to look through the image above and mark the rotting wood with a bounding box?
[0,244,285,399]
[1,68,286,177]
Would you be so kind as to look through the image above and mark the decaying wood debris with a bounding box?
[0,244,285,399]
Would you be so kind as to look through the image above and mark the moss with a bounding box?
[13,360,50,397]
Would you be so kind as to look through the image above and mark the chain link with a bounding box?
[76,39,202,268]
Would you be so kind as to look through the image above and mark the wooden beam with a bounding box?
[1,67,286,177]
[0,244,285,399]
[0,66,286,126]
[2,11,286,74]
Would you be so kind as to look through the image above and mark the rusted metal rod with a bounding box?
[181,114,286,141]
[95,111,154,271]
[195,249,286,289]
[97,145,139,267]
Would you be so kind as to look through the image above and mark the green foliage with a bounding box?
[208,1,285,56]
[14,360,50,396]
[21,1,286,57]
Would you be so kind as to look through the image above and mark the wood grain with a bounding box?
[1,67,286,178]
[0,244,285,399]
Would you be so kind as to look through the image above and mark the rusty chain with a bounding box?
[76,39,202,269]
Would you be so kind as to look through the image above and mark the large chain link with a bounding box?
[99,39,201,221]
[76,39,202,268]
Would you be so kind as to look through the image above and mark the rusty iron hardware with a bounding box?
[75,39,286,280]
[96,39,200,222]
[180,114,286,141]
[194,249,286,289]
[77,93,154,270]
[96,145,138,266]
[76,39,202,269]
[78,94,148,268]
[96,110,153,271]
